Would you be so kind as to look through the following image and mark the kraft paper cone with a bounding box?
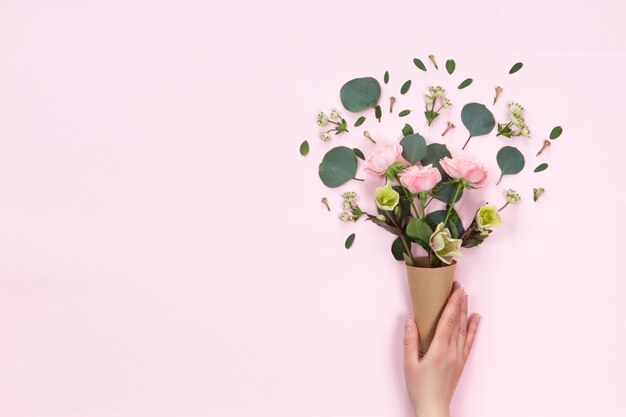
[406,257,456,355]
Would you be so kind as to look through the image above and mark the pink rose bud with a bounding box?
[400,164,442,193]
[439,156,488,187]
[364,143,403,176]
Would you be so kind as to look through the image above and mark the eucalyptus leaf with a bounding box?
[391,237,409,261]
[432,182,464,204]
[384,71,389,84]
[406,218,433,251]
[496,146,525,185]
[399,110,411,117]
[445,59,456,75]
[425,209,465,239]
[402,123,414,136]
[461,103,495,150]
[345,233,355,249]
[299,140,309,156]
[400,134,427,164]
[354,116,366,127]
[318,146,358,188]
[549,126,563,140]
[340,77,381,112]
[413,58,427,71]
[534,163,548,172]
[375,105,382,122]
[401,80,412,95]
[353,148,365,160]
[457,78,473,89]
[421,143,451,175]
[509,62,523,74]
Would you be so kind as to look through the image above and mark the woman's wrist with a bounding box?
[415,406,450,417]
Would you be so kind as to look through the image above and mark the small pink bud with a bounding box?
[441,122,456,136]
[536,139,551,156]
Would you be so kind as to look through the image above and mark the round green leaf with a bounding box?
[402,123,414,136]
[432,182,464,204]
[345,233,356,249]
[318,146,358,188]
[400,80,412,95]
[445,59,456,75]
[354,116,366,127]
[299,140,309,156]
[340,77,381,112]
[391,237,408,261]
[413,58,427,71]
[398,109,411,117]
[461,103,495,138]
[509,62,523,74]
[534,163,548,172]
[384,71,389,84]
[425,209,465,239]
[457,78,473,89]
[497,146,525,181]
[400,134,427,164]
[353,148,365,160]
[549,126,563,140]
[420,143,451,175]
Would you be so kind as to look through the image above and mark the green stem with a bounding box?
[394,174,420,218]
[383,211,415,265]
[443,182,463,225]
[498,202,509,212]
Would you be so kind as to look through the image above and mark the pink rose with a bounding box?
[400,164,442,193]
[439,156,488,186]
[364,143,403,175]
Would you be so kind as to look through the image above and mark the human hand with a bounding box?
[403,282,480,417]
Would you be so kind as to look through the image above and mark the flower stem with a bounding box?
[383,211,415,265]
[498,202,509,211]
[394,174,420,218]
[462,135,472,150]
[443,182,463,225]
[495,173,503,185]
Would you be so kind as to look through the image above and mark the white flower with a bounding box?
[339,212,351,222]
[424,95,435,105]
[510,113,525,128]
[429,223,462,265]
[521,126,531,137]
[508,102,525,115]
[429,86,445,97]
[330,108,340,119]
[442,98,452,108]
[342,191,357,203]
[317,112,328,126]
[320,132,331,142]
[343,201,352,210]
[505,189,521,203]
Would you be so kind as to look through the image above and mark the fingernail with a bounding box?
[463,293,468,305]
[405,318,414,331]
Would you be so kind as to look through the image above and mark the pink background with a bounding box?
[1,1,625,416]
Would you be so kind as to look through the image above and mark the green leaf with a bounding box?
[402,123,414,136]
[318,146,358,188]
[421,143,452,175]
[496,146,525,184]
[391,237,409,261]
[399,110,411,117]
[299,140,309,156]
[413,58,427,71]
[549,126,563,140]
[353,148,365,160]
[345,233,355,249]
[400,80,412,95]
[375,105,382,122]
[445,59,456,75]
[534,163,548,173]
[432,182,464,205]
[340,77,382,112]
[509,62,523,74]
[384,71,389,84]
[354,116,366,127]
[461,103,495,148]
[425,209,465,239]
[457,78,473,89]
[406,218,433,251]
[400,134,427,164]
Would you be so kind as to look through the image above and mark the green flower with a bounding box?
[476,204,502,232]
[429,222,462,265]
[316,112,328,126]
[424,94,435,105]
[508,102,525,115]
[510,113,525,128]
[505,189,521,203]
[374,184,400,211]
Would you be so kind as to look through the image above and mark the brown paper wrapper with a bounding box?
[406,257,456,355]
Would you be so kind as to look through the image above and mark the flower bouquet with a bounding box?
[301,58,560,355]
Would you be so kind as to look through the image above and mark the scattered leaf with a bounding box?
[400,134,427,164]
[354,116,366,127]
[318,146,358,188]
[375,105,382,122]
[299,140,309,156]
[496,146,525,185]
[445,59,456,75]
[340,77,381,112]
[509,62,523,74]
[399,110,411,117]
[384,71,389,84]
[402,123,414,136]
[400,80,412,95]
[353,148,365,160]
[345,233,356,249]
[460,103,495,149]
[457,78,473,89]
[534,163,548,173]
[549,126,563,140]
[413,58,427,71]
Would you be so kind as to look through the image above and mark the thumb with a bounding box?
[403,318,420,369]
